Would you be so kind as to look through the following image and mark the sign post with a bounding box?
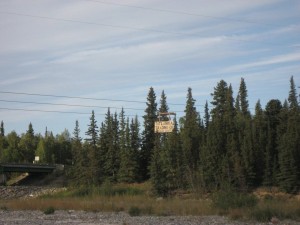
[154,112,176,133]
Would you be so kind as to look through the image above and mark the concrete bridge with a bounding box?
[0,163,56,184]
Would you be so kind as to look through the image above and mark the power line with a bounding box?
[0,90,146,104]
[0,99,145,111]
[0,91,207,107]
[85,0,279,27]
[0,107,137,117]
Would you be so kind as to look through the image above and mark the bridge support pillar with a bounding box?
[0,173,7,185]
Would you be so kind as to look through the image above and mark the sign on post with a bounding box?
[155,120,174,133]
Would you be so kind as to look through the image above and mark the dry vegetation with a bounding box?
[1,183,299,222]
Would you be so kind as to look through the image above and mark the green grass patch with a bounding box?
[212,191,258,211]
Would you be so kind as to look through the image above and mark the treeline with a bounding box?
[0,77,299,195]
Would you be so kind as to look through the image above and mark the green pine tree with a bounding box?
[19,122,37,163]
[278,77,300,193]
[252,100,267,186]
[140,87,157,180]
[85,110,100,185]
[263,99,282,187]
[85,110,98,147]
[181,87,201,171]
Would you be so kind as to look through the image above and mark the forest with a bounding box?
[0,76,299,195]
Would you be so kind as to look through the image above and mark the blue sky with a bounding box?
[0,0,299,136]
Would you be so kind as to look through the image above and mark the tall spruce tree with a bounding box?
[264,99,282,187]
[238,77,250,116]
[278,77,300,193]
[181,87,201,171]
[0,121,4,137]
[252,100,267,186]
[236,78,255,188]
[118,109,137,182]
[85,110,100,185]
[151,90,181,195]
[208,80,229,188]
[85,110,98,147]
[204,101,210,130]
[0,121,4,161]
[69,120,89,185]
[140,87,157,180]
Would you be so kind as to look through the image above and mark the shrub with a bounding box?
[212,191,258,211]
[128,206,141,216]
[250,206,280,222]
[0,205,8,211]
[43,206,55,215]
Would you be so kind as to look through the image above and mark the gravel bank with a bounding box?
[0,186,66,199]
[0,210,299,225]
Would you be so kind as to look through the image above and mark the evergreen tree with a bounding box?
[130,116,140,180]
[150,136,170,196]
[73,120,81,142]
[85,110,98,147]
[166,118,187,189]
[278,77,300,193]
[118,117,138,182]
[204,101,210,130]
[19,122,37,163]
[69,120,89,185]
[252,100,267,186]
[0,121,7,162]
[181,87,201,171]
[223,84,240,188]
[288,76,299,110]
[263,99,282,186]
[85,110,100,185]
[104,111,120,182]
[207,80,229,188]
[140,87,157,180]
[0,121,4,137]
[99,109,120,182]
[236,79,255,188]
[238,77,250,116]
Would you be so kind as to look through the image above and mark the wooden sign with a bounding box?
[155,121,174,133]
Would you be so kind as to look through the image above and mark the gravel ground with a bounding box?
[0,210,299,225]
[0,186,66,199]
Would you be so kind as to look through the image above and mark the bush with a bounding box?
[250,206,278,222]
[212,191,258,211]
[0,205,8,211]
[43,206,55,215]
[128,206,141,216]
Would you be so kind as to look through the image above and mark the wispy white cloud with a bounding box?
[223,52,300,73]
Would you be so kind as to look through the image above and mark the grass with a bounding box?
[0,183,299,222]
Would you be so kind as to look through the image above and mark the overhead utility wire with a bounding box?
[0,11,287,47]
[0,91,207,107]
[0,107,137,117]
[0,99,145,111]
[85,0,278,27]
[0,99,186,113]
